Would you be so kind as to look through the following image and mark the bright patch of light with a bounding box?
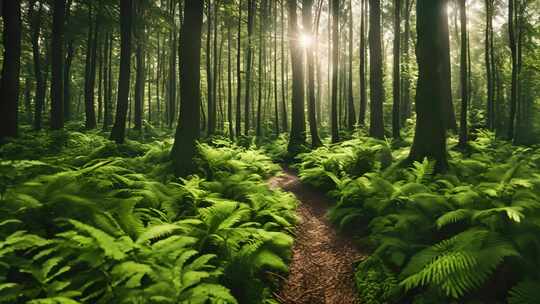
[299,34,313,49]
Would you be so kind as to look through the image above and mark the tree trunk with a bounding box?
[330,0,340,143]
[280,0,288,132]
[358,0,367,126]
[110,0,133,144]
[103,32,114,130]
[257,0,265,137]
[401,0,412,124]
[63,0,73,122]
[30,1,45,131]
[347,0,356,130]
[273,0,280,134]
[458,0,468,146]
[84,4,98,129]
[235,0,242,136]
[507,0,517,140]
[369,0,384,139]
[392,0,401,139]
[244,0,255,135]
[408,0,449,172]
[134,2,145,131]
[227,26,234,138]
[211,0,219,134]
[171,0,204,176]
[0,0,21,140]
[485,0,494,130]
[441,0,457,131]
[304,0,322,147]
[287,0,306,154]
[50,0,66,130]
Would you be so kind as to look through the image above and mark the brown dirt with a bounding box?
[268,167,365,304]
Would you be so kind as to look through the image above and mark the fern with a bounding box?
[400,229,520,298]
[508,280,540,304]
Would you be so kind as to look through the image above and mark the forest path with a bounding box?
[268,167,364,304]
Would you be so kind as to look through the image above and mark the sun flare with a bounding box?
[299,33,313,48]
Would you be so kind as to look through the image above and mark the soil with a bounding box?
[268,167,365,304]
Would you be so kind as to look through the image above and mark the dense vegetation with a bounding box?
[295,130,540,303]
[0,130,297,303]
[1,0,539,303]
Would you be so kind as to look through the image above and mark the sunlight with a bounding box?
[299,33,313,49]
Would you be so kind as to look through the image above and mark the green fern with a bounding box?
[400,229,520,298]
[508,280,540,304]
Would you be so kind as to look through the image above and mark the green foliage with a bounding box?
[296,130,540,303]
[0,132,297,304]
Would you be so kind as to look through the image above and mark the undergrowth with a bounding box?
[0,131,297,304]
[295,129,540,304]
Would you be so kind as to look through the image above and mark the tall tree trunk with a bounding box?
[287,0,306,154]
[458,0,468,146]
[50,0,66,130]
[392,0,401,139]
[273,0,280,134]
[103,32,114,130]
[235,0,242,136]
[172,0,204,176]
[110,0,133,144]
[485,0,494,130]
[369,0,384,139]
[303,0,322,147]
[206,0,214,134]
[280,0,288,132]
[244,0,255,135]
[0,0,21,140]
[441,0,457,131]
[228,26,234,138]
[211,0,219,134]
[507,0,517,140]
[134,1,145,131]
[30,1,45,131]
[401,0,412,124]
[257,0,265,137]
[358,0,367,126]
[63,0,73,122]
[84,5,98,129]
[347,0,356,130]
[330,0,340,143]
[408,0,449,172]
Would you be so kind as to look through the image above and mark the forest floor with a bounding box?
[269,167,365,304]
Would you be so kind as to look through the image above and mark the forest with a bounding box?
[0,0,540,303]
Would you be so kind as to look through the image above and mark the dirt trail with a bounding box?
[268,167,364,304]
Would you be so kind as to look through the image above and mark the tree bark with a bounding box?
[507,0,517,140]
[171,0,204,177]
[50,0,66,130]
[358,0,367,126]
[30,1,45,131]
[347,0,356,130]
[369,0,384,139]
[0,0,21,140]
[392,0,401,139]
[408,0,449,172]
[134,1,145,131]
[281,0,289,132]
[331,0,340,143]
[235,0,242,136]
[458,0,468,146]
[110,0,133,144]
[244,0,255,135]
[304,0,322,147]
[287,0,306,154]
[84,4,98,129]
[400,0,412,124]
